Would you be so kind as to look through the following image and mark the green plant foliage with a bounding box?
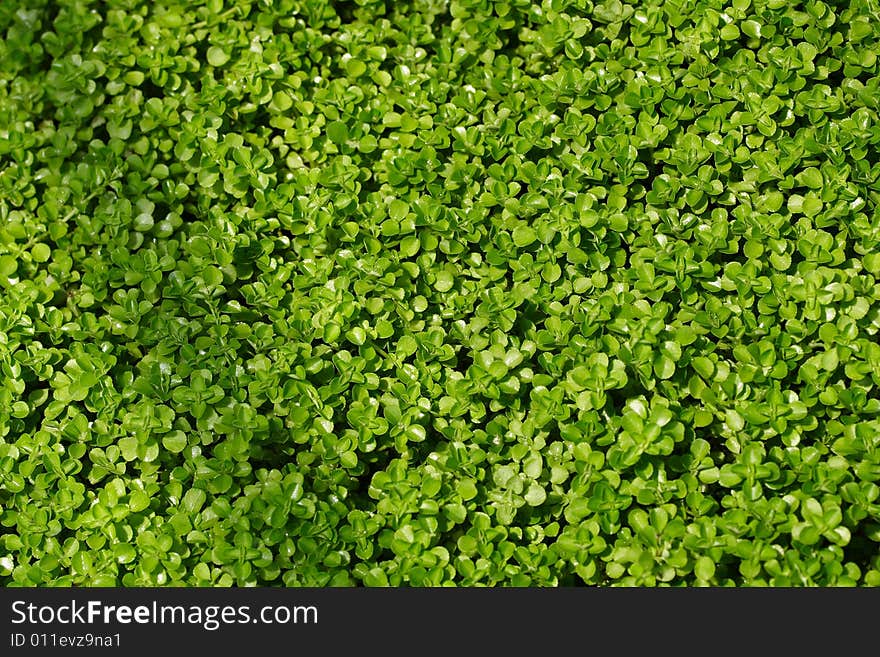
[2,0,880,588]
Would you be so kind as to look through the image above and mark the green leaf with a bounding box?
[162,431,188,454]
[182,489,207,514]
[389,199,409,222]
[31,243,51,262]
[524,482,547,506]
[347,327,367,345]
[725,410,745,432]
[457,479,478,501]
[801,194,823,217]
[327,121,349,144]
[207,46,230,66]
[128,490,151,513]
[399,235,420,257]
[796,167,823,189]
[512,225,537,247]
[654,355,676,380]
[692,356,715,379]
[405,424,427,442]
[694,557,715,581]
[345,58,366,77]
[434,271,454,292]
[720,24,740,40]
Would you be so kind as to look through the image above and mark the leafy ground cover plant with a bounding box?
[1,0,880,586]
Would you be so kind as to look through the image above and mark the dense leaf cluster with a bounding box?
[2,0,880,586]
